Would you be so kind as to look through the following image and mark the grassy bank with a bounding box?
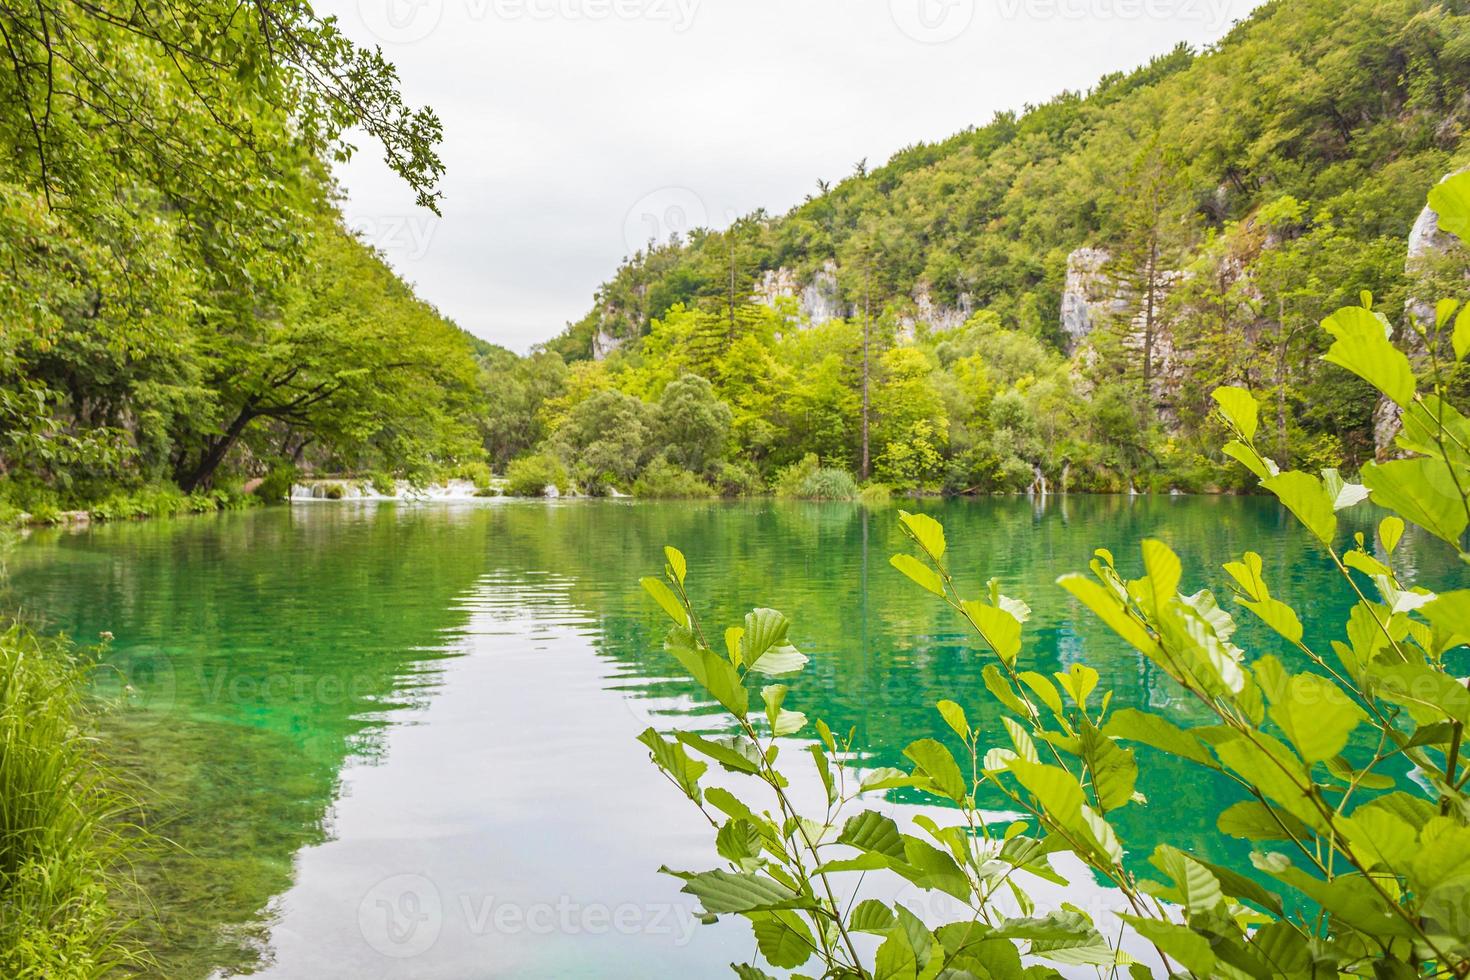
[0,621,144,978]
[0,481,259,529]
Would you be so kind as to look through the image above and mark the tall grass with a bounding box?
[0,622,144,978]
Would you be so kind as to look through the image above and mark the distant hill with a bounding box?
[550,0,1470,366]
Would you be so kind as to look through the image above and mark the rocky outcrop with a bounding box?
[800,261,844,325]
[1060,247,1131,352]
[1375,170,1468,459]
[902,283,973,334]
[752,261,845,326]
[591,327,624,360]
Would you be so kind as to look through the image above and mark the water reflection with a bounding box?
[5,497,1463,977]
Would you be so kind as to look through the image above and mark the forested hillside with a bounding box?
[482,0,1470,496]
[0,1,484,519]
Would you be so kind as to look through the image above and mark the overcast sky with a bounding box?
[321,0,1265,352]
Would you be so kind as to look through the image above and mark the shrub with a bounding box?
[452,461,493,490]
[631,458,714,499]
[321,482,345,500]
[505,453,567,497]
[253,466,298,503]
[771,453,820,497]
[712,460,764,497]
[633,176,1470,980]
[857,482,891,505]
[795,466,857,500]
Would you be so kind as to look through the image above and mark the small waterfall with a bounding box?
[1030,464,1048,498]
[289,479,490,502]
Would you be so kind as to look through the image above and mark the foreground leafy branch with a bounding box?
[638,174,1470,978]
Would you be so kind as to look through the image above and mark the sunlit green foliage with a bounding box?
[0,0,481,511]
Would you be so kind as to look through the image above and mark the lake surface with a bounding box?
[5,497,1461,978]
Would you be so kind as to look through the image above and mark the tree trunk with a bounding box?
[177,406,255,492]
[1142,238,1158,390]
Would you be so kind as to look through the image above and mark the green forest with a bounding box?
[4,0,1470,518]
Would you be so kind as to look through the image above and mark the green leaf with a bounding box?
[640,576,687,626]
[1339,807,1416,872]
[1119,916,1217,975]
[749,910,815,969]
[1016,671,1062,716]
[668,869,814,914]
[1261,471,1338,546]
[745,644,808,676]
[1368,663,1470,726]
[859,766,918,791]
[1140,538,1182,603]
[1321,304,1415,407]
[959,600,1022,665]
[760,685,806,736]
[904,738,969,802]
[1058,574,1159,656]
[838,810,906,859]
[1321,467,1369,511]
[1217,800,1309,842]
[982,664,1030,716]
[730,964,776,980]
[1428,169,1470,243]
[898,510,946,559]
[1151,845,1223,915]
[936,699,969,740]
[1456,303,1470,363]
[1237,594,1304,645]
[1080,719,1137,812]
[1212,385,1259,441]
[1104,708,1216,768]
[664,628,749,718]
[1361,457,1469,548]
[874,927,918,980]
[1380,516,1405,554]
[850,899,896,934]
[716,819,764,866]
[740,608,790,668]
[676,732,762,774]
[1257,656,1365,763]
[1264,858,1418,938]
[664,545,687,584]
[1222,439,1275,480]
[1055,663,1098,707]
[1006,759,1120,863]
[637,728,706,801]
[890,553,946,597]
